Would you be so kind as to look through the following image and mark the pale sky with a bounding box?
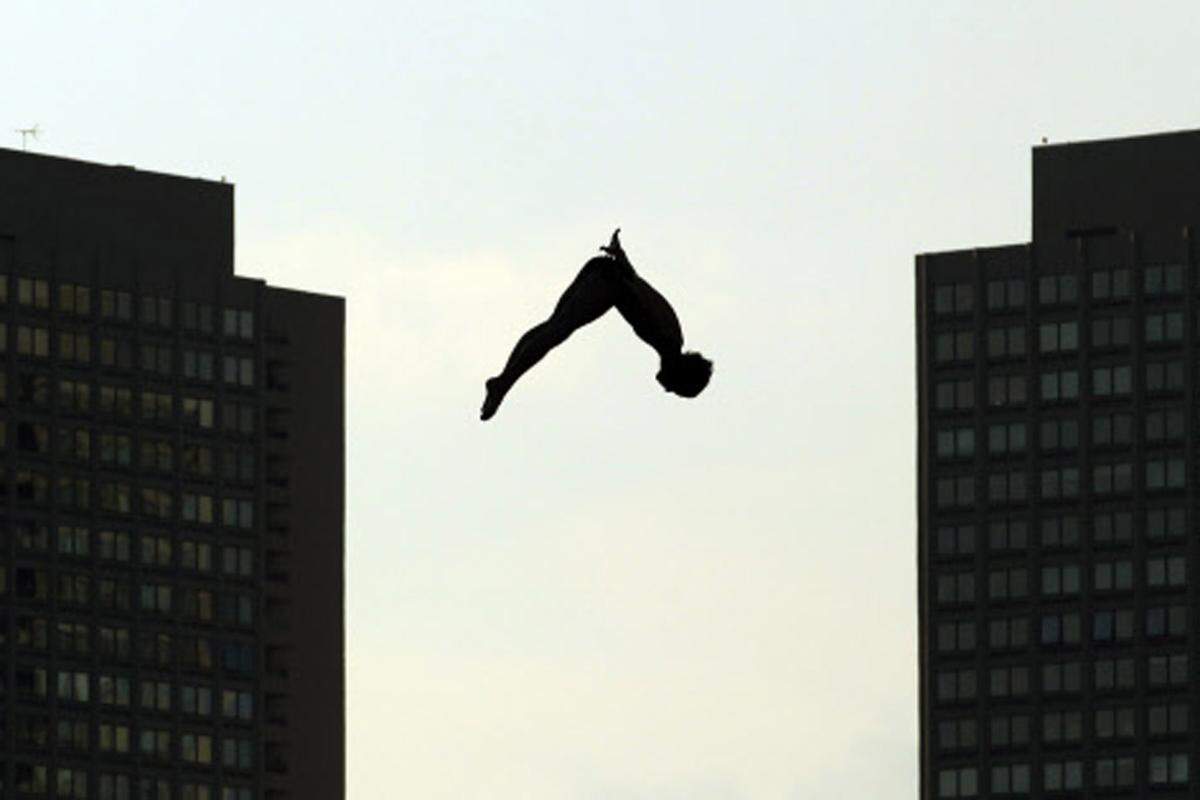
[6,2,1200,797]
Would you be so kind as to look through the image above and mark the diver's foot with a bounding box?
[480,377,508,421]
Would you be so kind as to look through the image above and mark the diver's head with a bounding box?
[656,351,713,398]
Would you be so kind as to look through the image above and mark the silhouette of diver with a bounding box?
[481,229,712,420]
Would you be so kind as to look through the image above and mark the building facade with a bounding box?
[918,131,1200,799]
[0,149,344,799]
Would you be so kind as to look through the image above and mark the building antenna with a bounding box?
[15,124,39,151]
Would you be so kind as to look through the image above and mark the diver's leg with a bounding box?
[482,261,618,420]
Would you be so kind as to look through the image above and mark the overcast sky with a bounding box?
[6,2,1200,797]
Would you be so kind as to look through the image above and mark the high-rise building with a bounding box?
[0,148,345,800]
[918,130,1200,800]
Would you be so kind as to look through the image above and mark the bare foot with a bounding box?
[480,377,508,421]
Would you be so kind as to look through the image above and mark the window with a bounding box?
[57,331,90,363]
[937,718,977,752]
[16,421,50,453]
[99,773,133,799]
[57,379,91,415]
[1095,657,1135,691]
[181,541,213,573]
[988,374,1026,407]
[99,722,132,754]
[1146,311,1184,344]
[935,330,974,363]
[988,616,1027,650]
[139,342,173,375]
[96,674,131,706]
[182,443,214,477]
[1147,556,1186,588]
[990,714,1030,748]
[140,391,173,423]
[221,498,254,530]
[1146,360,1184,393]
[1148,753,1189,786]
[99,433,133,467]
[1148,703,1189,737]
[1095,707,1136,740]
[1040,613,1081,646]
[1093,510,1133,546]
[100,289,133,321]
[1146,408,1185,443]
[936,525,976,557]
[97,530,132,563]
[221,546,254,578]
[181,684,214,716]
[222,689,254,721]
[937,767,978,798]
[935,475,975,509]
[181,732,214,764]
[98,481,131,514]
[936,669,977,703]
[1040,467,1080,500]
[182,493,215,524]
[141,295,173,327]
[1094,756,1135,788]
[99,385,134,417]
[1039,321,1078,353]
[1042,710,1082,744]
[57,284,90,314]
[1147,507,1186,541]
[181,588,214,622]
[989,665,1029,698]
[1042,760,1083,792]
[55,622,89,655]
[55,670,90,703]
[16,325,50,357]
[987,422,1025,455]
[17,277,50,308]
[1092,462,1133,495]
[99,336,133,369]
[224,307,256,339]
[1039,418,1077,452]
[137,631,173,668]
[56,526,89,558]
[1093,609,1135,642]
[1092,364,1132,396]
[1148,653,1188,687]
[222,448,256,483]
[1146,605,1187,638]
[988,568,1028,600]
[183,349,215,381]
[1039,515,1079,549]
[139,729,172,762]
[95,626,128,662]
[1144,264,1185,296]
[935,378,975,411]
[988,325,1026,358]
[987,278,1025,311]
[139,439,174,472]
[1039,369,1078,402]
[1094,561,1133,592]
[988,470,1027,505]
[937,426,976,460]
[182,301,215,334]
[1091,315,1131,348]
[183,396,215,429]
[222,355,256,386]
[937,620,975,653]
[1041,564,1080,597]
[1038,273,1078,305]
[1146,457,1186,491]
